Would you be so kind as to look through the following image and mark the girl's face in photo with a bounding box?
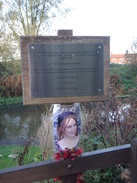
[64,118,77,138]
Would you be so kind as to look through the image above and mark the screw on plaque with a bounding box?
[67,164,72,169]
[31,46,35,49]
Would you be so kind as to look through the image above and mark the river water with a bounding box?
[0,103,50,140]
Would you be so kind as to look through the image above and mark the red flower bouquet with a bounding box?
[54,148,84,183]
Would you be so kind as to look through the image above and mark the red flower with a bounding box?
[63,150,69,159]
[77,148,83,154]
[77,173,85,183]
[54,148,84,182]
[54,177,62,182]
[70,152,77,160]
[54,153,60,160]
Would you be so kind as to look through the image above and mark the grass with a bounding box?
[0,96,23,108]
[0,145,42,170]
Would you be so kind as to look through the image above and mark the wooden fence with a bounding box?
[0,139,137,183]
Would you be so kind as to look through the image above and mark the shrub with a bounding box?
[84,165,123,183]
[0,61,21,78]
[80,79,136,182]
[0,75,22,97]
[81,80,137,149]
[110,64,137,94]
[110,74,126,95]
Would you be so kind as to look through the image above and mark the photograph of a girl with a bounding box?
[53,103,81,152]
[57,111,79,150]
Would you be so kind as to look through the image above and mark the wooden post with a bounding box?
[57,29,75,107]
[62,174,76,183]
[130,138,137,183]
[57,29,76,183]
[57,29,73,37]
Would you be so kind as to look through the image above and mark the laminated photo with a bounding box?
[53,103,82,152]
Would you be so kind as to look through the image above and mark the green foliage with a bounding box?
[79,135,130,182]
[0,33,20,62]
[0,145,41,169]
[33,152,43,162]
[79,134,103,152]
[110,64,137,93]
[0,96,22,107]
[84,166,123,183]
[0,61,21,77]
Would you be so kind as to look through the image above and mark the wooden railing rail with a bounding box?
[0,142,133,183]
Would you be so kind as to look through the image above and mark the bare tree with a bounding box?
[2,0,70,38]
[0,0,70,62]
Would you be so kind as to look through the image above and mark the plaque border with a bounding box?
[20,36,110,105]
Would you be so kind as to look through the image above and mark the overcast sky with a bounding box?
[50,0,137,54]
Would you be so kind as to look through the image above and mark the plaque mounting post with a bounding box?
[57,29,74,107]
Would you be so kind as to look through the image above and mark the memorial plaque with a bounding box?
[28,43,104,98]
[20,33,110,105]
